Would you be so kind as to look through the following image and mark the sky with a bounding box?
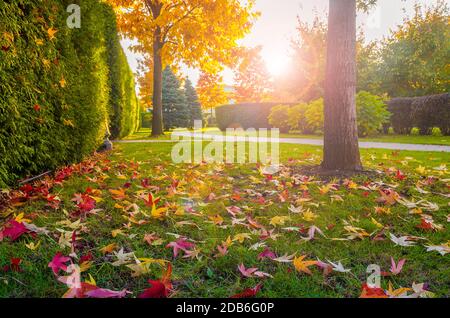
[121,0,447,88]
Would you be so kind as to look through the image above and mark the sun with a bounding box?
[264,53,289,77]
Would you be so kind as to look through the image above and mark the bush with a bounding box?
[388,127,395,135]
[387,94,449,135]
[287,103,310,133]
[305,98,324,134]
[387,98,414,134]
[356,91,390,137]
[0,0,138,187]
[411,127,420,136]
[268,105,290,133]
[431,127,443,137]
[141,112,152,128]
[216,103,292,131]
[410,93,450,135]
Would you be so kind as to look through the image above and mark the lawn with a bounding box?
[0,141,449,298]
[124,128,450,146]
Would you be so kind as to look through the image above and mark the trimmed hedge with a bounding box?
[411,94,450,135]
[0,0,138,187]
[216,103,296,131]
[388,94,449,135]
[103,5,140,139]
[387,98,414,134]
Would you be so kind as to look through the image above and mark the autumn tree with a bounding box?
[108,0,257,136]
[233,46,273,103]
[276,15,327,103]
[197,72,229,120]
[378,1,449,97]
[321,0,376,171]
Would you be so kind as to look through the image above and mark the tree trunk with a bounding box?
[151,28,164,136]
[321,0,362,171]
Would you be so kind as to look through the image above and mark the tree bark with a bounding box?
[321,0,362,171]
[151,27,164,136]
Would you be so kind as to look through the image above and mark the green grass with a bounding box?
[124,127,450,146]
[0,141,449,298]
[194,128,450,146]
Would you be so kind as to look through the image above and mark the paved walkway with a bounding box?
[115,132,450,152]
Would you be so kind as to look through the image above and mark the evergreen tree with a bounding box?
[184,78,203,128]
[162,67,189,130]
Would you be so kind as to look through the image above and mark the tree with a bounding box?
[275,12,379,103]
[184,78,203,128]
[162,67,189,130]
[322,0,362,171]
[108,0,257,136]
[276,15,327,103]
[378,1,449,97]
[197,72,229,109]
[233,46,273,103]
[321,0,378,171]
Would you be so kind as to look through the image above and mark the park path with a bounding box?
[115,131,450,152]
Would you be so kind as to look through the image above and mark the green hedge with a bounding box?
[411,94,450,135]
[0,0,138,187]
[388,94,449,135]
[216,103,296,131]
[103,4,140,139]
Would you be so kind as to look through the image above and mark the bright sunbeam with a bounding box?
[264,53,289,77]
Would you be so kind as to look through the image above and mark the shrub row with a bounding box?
[216,103,296,131]
[268,93,389,137]
[0,0,139,187]
[217,92,390,137]
[388,93,450,135]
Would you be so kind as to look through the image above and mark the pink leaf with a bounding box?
[85,287,129,298]
[1,220,29,241]
[48,252,71,275]
[390,257,406,275]
[166,238,195,258]
[258,248,276,260]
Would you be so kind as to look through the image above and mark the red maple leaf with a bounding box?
[138,264,173,298]
[230,283,262,298]
[359,283,388,298]
[1,220,29,241]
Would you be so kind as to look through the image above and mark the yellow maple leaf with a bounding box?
[42,59,51,68]
[371,217,383,229]
[387,282,412,297]
[63,119,75,128]
[111,229,123,237]
[233,233,251,243]
[25,240,41,250]
[415,166,426,175]
[15,212,31,223]
[85,274,96,286]
[151,205,167,219]
[223,236,233,247]
[208,214,224,225]
[47,27,58,40]
[302,209,317,222]
[109,188,127,200]
[100,243,117,254]
[293,255,318,275]
[80,261,93,272]
[59,77,66,88]
[269,215,290,226]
